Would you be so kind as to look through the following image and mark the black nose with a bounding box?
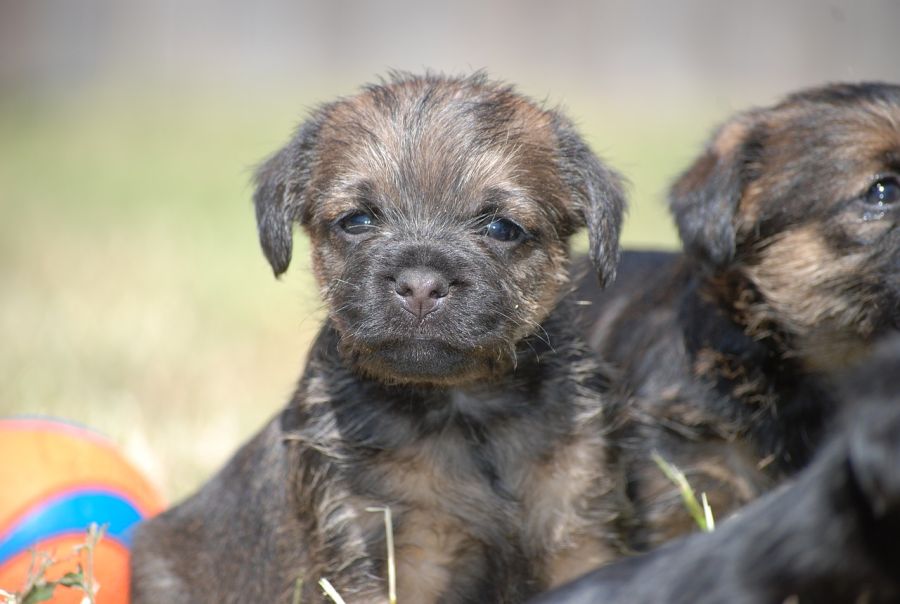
[393,268,450,319]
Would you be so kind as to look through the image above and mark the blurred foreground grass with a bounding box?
[0,84,710,501]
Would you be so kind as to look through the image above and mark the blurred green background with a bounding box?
[1,0,898,502]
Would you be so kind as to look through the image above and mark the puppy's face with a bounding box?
[253,74,624,385]
[672,83,900,366]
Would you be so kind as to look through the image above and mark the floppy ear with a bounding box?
[670,112,762,267]
[552,117,626,287]
[253,114,326,277]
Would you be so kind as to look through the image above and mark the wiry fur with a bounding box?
[130,73,629,603]
[574,82,900,548]
[533,336,900,604]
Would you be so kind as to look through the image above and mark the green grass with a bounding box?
[0,85,713,501]
[652,452,717,533]
[1,524,104,604]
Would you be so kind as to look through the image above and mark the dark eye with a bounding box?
[483,218,524,243]
[338,211,376,235]
[865,178,900,205]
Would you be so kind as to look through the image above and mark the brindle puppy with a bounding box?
[574,82,900,548]
[532,336,900,604]
[130,73,629,604]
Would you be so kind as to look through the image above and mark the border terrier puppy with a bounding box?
[533,336,900,604]
[130,73,628,603]
[574,82,900,548]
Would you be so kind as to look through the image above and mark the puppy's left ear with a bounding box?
[253,113,326,277]
[669,111,763,268]
[553,117,626,287]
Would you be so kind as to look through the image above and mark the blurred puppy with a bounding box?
[532,335,900,604]
[575,82,900,547]
[130,73,629,603]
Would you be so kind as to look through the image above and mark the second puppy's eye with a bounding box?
[338,211,376,235]
[865,178,900,206]
[483,218,524,243]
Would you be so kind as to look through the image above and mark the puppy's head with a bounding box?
[253,73,624,385]
[671,83,900,366]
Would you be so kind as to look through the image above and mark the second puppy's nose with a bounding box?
[394,268,450,319]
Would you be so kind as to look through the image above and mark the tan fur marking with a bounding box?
[393,512,467,604]
[745,226,872,369]
[369,436,491,604]
[546,538,614,588]
[523,432,618,585]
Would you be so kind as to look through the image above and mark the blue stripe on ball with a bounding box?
[0,489,143,565]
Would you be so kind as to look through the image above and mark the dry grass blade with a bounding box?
[73,523,105,604]
[366,506,397,604]
[292,578,303,604]
[318,578,347,604]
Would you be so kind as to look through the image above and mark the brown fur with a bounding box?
[575,82,900,549]
[130,73,629,603]
[532,338,900,604]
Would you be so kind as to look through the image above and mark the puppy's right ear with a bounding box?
[670,112,762,267]
[253,115,325,277]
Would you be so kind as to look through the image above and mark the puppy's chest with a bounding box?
[353,429,613,603]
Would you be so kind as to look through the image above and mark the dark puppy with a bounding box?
[532,336,900,604]
[575,82,900,547]
[130,73,628,603]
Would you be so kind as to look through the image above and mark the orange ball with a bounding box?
[0,417,165,603]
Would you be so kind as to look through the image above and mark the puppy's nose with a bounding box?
[393,268,450,319]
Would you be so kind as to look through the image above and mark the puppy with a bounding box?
[574,82,900,547]
[532,335,900,604]
[130,73,629,604]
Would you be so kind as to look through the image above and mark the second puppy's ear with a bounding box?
[553,116,626,288]
[670,112,762,268]
[253,113,326,277]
